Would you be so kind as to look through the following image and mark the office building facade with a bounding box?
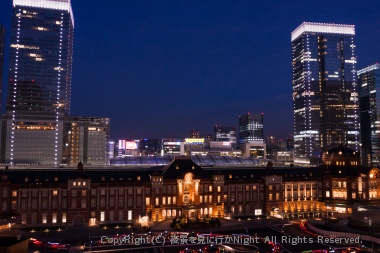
[291,22,360,164]
[64,117,110,166]
[358,64,380,166]
[238,113,264,144]
[2,0,74,166]
[8,0,74,116]
[214,125,237,149]
[0,24,4,110]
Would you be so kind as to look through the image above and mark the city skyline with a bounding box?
[1,0,380,140]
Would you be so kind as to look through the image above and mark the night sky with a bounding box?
[1,0,380,140]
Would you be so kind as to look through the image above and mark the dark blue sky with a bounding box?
[1,0,380,140]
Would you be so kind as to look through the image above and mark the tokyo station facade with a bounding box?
[0,146,379,228]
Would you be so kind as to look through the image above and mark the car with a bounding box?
[180,247,195,253]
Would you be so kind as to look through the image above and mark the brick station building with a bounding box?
[0,147,378,228]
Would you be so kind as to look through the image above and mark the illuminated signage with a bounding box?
[164,142,180,145]
[185,138,204,144]
[125,141,137,150]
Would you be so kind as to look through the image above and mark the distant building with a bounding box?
[238,113,264,144]
[0,23,4,111]
[189,129,201,138]
[139,139,161,156]
[266,150,294,162]
[214,125,237,149]
[291,22,360,164]
[240,142,266,158]
[161,138,184,155]
[116,140,138,157]
[286,137,294,150]
[358,64,380,166]
[107,140,115,159]
[184,138,204,155]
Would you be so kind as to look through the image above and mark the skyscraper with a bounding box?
[358,64,380,166]
[238,113,263,144]
[214,125,237,149]
[8,0,73,116]
[291,22,360,164]
[0,24,5,112]
[2,0,74,165]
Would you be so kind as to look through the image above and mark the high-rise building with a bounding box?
[358,64,380,166]
[238,113,264,144]
[1,0,74,165]
[214,125,237,149]
[0,24,5,110]
[64,117,110,165]
[291,22,360,164]
[8,0,74,117]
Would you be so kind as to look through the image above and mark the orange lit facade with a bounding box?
[0,154,379,227]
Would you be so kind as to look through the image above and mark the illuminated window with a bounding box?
[12,191,17,197]
[217,186,221,192]
[81,199,86,208]
[53,190,58,196]
[145,197,150,205]
[326,191,330,197]
[209,186,213,192]
[42,213,47,224]
[52,213,57,223]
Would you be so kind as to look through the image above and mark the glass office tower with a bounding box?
[3,0,74,165]
[8,0,73,115]
[0,24,5,112]
[291,22,359,164]
[358,64,380,166]
[238,113,264,144]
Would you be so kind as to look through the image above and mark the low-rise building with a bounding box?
[0,146,378,228]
